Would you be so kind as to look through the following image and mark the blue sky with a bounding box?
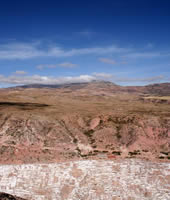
[0,0,170,87]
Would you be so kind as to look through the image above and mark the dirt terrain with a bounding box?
[0,81,169,164]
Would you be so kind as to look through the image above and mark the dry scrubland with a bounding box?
[0,82,169,199]
[0,82,169,163]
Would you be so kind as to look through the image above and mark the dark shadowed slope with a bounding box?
[0,192,27,200]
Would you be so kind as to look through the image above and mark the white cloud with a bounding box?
[0,73,167,86]
[0,74,96,85]
[36,65,45,70]
[49,46,128,58]
[0,42,45,59]
[146,43,154,48]
[123,52,161,58]
[113,75,165,83]
[58,62,77,68]
[36,62,77,70]
[0,42,130,60]
[120,61,128,64]
[0,41,169,61]
[36,64,57,70]
[98,58,116,64]
[76,30,95,38]
[93,72,113,79]
[14,71,27,75]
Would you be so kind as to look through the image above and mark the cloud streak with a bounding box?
[14,71,27,75]
[0,74,168,86]
[113,75,166,83]
[0,42,129,60]
[123,52,162,58]
[0,41,168,61]
[92,72,113,79]
[0,42,44,59]
[99,58,116,64]
[58,62,77,68]
[0,74,95,85]
[76,30,95,38]
[36,62,77,70]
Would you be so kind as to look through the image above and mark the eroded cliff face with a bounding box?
[0,112,169,164]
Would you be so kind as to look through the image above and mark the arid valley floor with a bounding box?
[0,81,169,199]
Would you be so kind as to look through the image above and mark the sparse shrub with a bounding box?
[116,133,122,139]
[90,139,95,144]
[84,129,94,137]
[129,150,141,156]
[102,150,108,153]
[159,156,165,159]
[73,138,78,143]
[81,154,87,157]
[160,151,169,155]
[112,151,121,155]
[99,119,103,125]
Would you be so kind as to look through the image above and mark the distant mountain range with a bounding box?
[12,81,170,96]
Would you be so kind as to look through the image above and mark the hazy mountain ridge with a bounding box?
[11,81,170,96]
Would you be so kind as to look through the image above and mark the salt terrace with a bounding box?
[0,159,169,200]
